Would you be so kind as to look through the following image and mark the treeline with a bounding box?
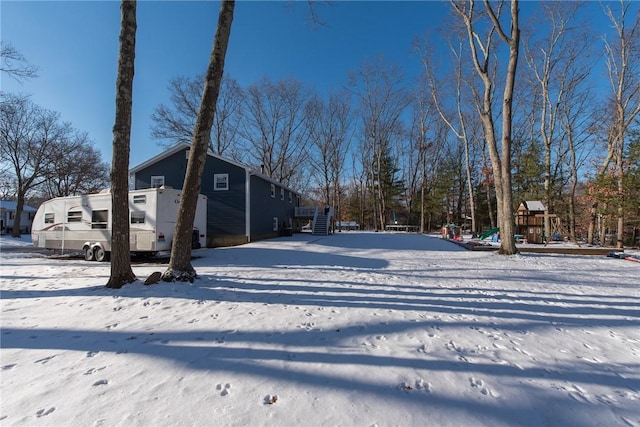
[2,2,639,247]
[150,2,639,247]
[1,41,109,237]
[0,94,109,234]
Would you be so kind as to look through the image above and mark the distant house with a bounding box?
[336,221,360,231]
[129,143,302,247]
[0,201,37,234]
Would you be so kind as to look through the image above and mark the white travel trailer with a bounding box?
[31,187,207,261]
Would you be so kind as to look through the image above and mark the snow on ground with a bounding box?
[1,232,639,427]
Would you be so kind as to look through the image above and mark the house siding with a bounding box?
[132,145,301,247]
[201,156,247,247]
[249,175,296,241]
[134,150,188,190]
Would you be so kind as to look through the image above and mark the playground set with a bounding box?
[477,201,564,244]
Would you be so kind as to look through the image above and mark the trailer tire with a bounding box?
[84,246,95,261]
[94,246,110,262]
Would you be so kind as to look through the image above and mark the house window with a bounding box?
[288,191,292,203]
[280,188,285,201]
[8,211,14,220]
[67,211,82,223]
[44,213,55,224]
[270,184,275,198]
[133,195,146,204]
[91,210,108,229]
[131,211,145,224]
[151,176,165,188]
[273,217,278,231]
[214,173,229,191]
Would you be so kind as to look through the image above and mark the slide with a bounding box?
[480,227,500,240]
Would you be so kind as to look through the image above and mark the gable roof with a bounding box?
[0,201,37,212]
[522,201,546,212]
[129,142,301,196]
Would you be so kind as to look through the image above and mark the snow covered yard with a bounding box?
[1,232,639,427]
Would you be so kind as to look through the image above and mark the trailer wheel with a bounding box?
[94,246,110,262]
[84,246,95,261]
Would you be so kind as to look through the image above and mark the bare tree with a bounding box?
[450,0,520,255]
[0,168,16,200]
[523,1,592,241]
[241,77,313,186]
[151,74,243,157]
[419,36,481,235]
[106,0,137,289]
[348,56,410,230]
[590,0,640,248]
[0,41,38,83]
[307,91,352,210]
[560,77,596,243]
[42,129,109,198]
[162,0,235,282]
[0,94,61,237]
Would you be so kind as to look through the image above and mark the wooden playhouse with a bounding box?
[514,201,560,244]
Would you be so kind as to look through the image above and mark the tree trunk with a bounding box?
[496,0,520,256]
[162,0,235,282]
[463,138,476,235]
[106,0,137,289]
[617,172,624,248]
[11,192,25,237]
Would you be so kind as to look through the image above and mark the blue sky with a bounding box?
[1,1,626,170]
[2,0,454,168]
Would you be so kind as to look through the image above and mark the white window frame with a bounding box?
[67,210,82,223]
[151,175,165,188]
[131,211,145,224]
[270,183,275,198]
[214,173,229,191]
[133,195,146,204]
[280,188,285,201]
[91,209,109,229]
[273,217,278,231]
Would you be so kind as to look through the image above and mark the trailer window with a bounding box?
[280,188,285,201]
[67,211,82,222]
[91,210,108,229]
[44,213,55,224]
[270,184,275,198]
[131,211,145,224]
[133,195,146,204]
[288,191,292,203]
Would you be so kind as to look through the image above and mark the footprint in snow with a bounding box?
[398,379,431,393]
[34,355,56,364]
[469,377,500,398]
[36,407,55,417]
[92,379,109,386]
[216,383,231,396]
[2,364,17,370]
[84,366,106,375]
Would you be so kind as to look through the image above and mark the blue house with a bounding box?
[130,143,302,247]
[0,201,37,234]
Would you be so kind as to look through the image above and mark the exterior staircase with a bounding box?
[312,214,330,236]
[294,205,333,236]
